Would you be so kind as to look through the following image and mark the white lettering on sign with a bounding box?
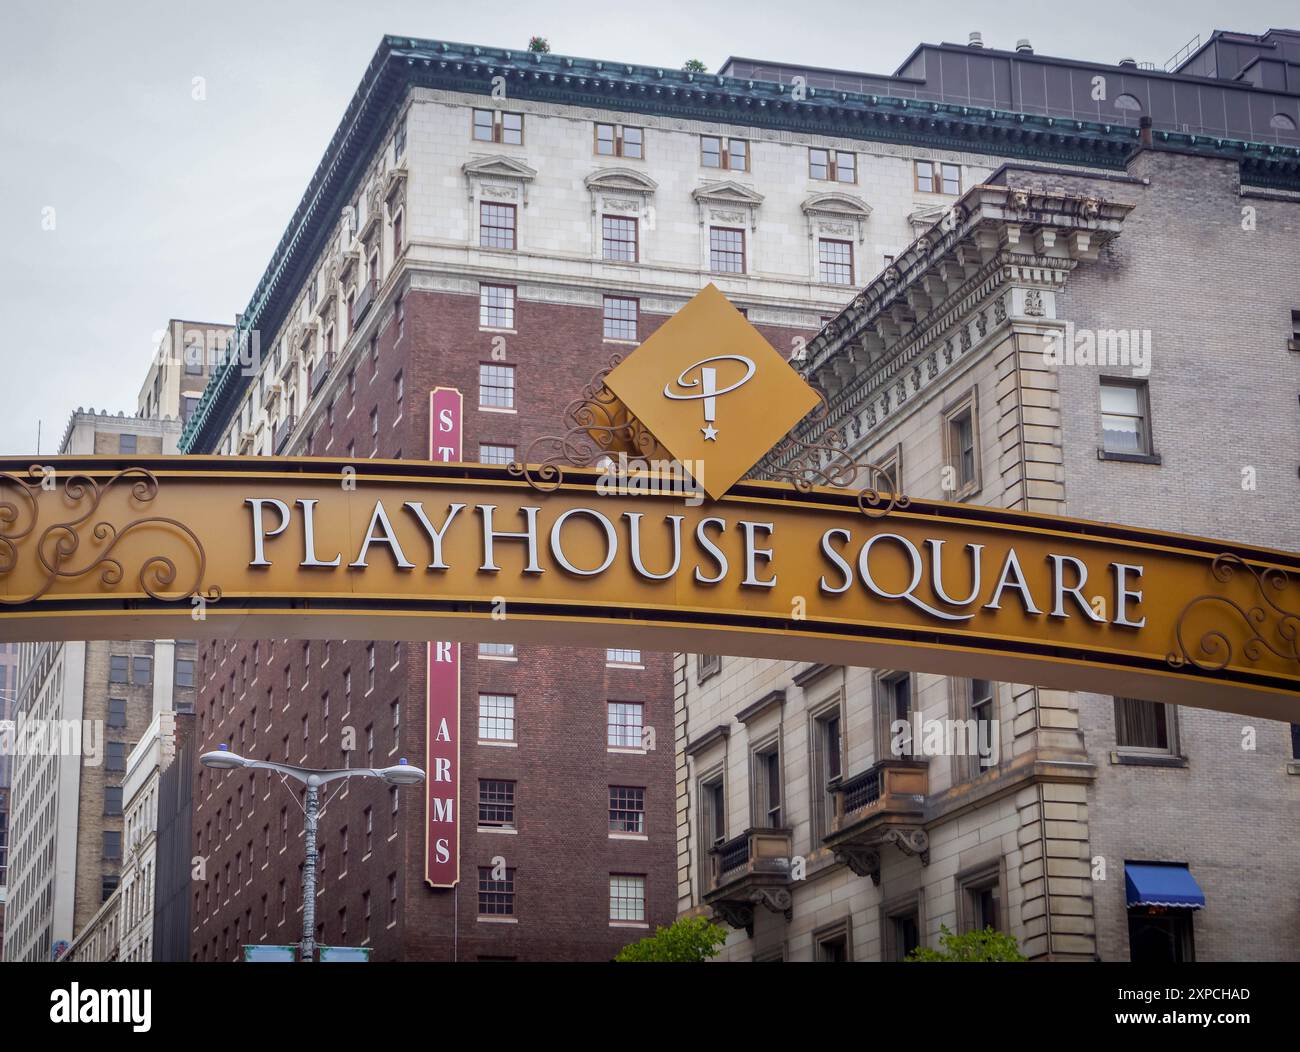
[244,499,1149,631]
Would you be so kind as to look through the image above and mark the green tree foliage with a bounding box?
[682,59,709,73]
[615,916,729,962]
[906,924,1027,962]
[528,36,551,54]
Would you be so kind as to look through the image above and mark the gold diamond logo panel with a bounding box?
[603,284,821,500]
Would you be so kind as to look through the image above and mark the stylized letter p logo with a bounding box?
[663,355,756,441]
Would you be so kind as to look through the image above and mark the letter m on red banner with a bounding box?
[426,387,462,887]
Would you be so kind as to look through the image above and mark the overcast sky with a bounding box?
[1,0,1294,454]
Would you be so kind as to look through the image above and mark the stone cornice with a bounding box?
[802,183,1131,381]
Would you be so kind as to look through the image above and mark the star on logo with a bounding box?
[701,424,718,441]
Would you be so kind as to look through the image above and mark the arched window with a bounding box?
[1269,113,1297,131]
[1114,94,1142,112]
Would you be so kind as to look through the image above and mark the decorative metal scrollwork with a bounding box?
[507,352,656,492]
[1167,554,1300,672]
[0,465,221,606]
[762,383,911,518]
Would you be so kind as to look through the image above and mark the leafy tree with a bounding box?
[682,59,708,73]
[906,924,1027,962]
[615,915,729,962]
[528,36,551,54]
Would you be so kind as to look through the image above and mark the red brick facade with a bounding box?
[192,283,814,960]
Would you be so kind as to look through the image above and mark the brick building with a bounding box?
[175,30,1299,961]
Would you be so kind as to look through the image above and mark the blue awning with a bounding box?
[1125,863,1205,910]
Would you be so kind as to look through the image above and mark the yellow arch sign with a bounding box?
[1,456,1296,722]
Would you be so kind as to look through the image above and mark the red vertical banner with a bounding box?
[425,388,462,888]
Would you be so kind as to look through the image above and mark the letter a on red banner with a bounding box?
[426,387,462,887]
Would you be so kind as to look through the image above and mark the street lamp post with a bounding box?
[200,746,425,963]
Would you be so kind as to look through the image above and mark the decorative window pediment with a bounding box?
[585,167,657,217]
[383,166,408,210]
[463,155,537,207]
[803,191,872,245]
[907,202,949,236]
[692,180,764,231]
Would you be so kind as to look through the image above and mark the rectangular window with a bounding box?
[810,148,855,182]
[607,701,644,749]
[479,202,516,250]
[175,657,194,688]
[478,363,516,410]
[697,772,725,892]
[709,227,746,273]
[701,135,748,171]
[602,296,638,341]
[941,163,961,194]
[1100,379,1153,456]
[107,698,127,728]
[478,693,516,741]
[119,433,137,454]
[884,673,912,758]
[818,238,854,284]
[478,866,515,915]
[103,830,122,860]
[478,779,516,828]
[609,875,645,922]
[810,704,842,841]
[479,284,515,329]
[478,444,516,466]
[814,919,852,961]
[942,390,981,496]
[1115,697,1177,754]
[594,122,643,159]
[478,641,516,659]
[366,643,376,693]
[472,108,523,144]
[601,215,638,262]
[106,742,126,772]
[606,648,641,666]
[969,679,996,778]
[609,786,645,834]
[752,744,782,827]
[697,653,721,682]
[104,786,123,816]
[133,656,152,685]
[916,160,961,195]
[110,655,129,683]
[960,867,1003,932]
[102,875,119,902]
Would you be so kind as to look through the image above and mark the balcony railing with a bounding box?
[823,759,930,884]
[830,759,928,830]
[309,352,335,398]
[273,415,296,456]
[353,276,377,324]
[703,827,793,936]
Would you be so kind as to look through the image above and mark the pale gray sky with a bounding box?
[1,0,1294,454]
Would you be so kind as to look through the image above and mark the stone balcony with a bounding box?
[823,759,931,885]
[703,827,794,937]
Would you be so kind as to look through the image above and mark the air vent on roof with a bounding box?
[1015,39,1033,53]
[1118,57,1138,67]
[968,32,984,48]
